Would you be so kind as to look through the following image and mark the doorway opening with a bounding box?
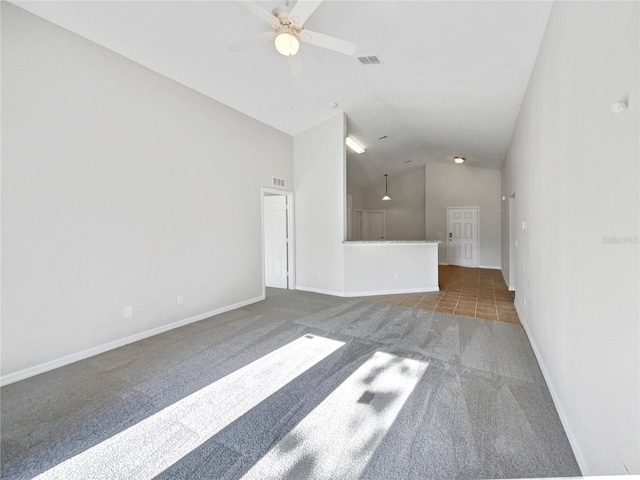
[447,207,479,267]
[262,188,295,294]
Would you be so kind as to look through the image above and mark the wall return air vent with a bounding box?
[272,176,286,188]
[358,55,382,65]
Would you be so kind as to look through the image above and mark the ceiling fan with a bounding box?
[228,0,357,57]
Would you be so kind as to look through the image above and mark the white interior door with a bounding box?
[362,211,385,240]
[264,195,288,288]
[448,207,478,267]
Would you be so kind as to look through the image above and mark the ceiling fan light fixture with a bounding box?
[454,156,465,164]
[275,31,299,56]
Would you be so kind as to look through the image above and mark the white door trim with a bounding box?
[261,187,295,295]
[447,206,479,267]
[508,195,516,291]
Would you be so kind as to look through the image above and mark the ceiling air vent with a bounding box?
[358,55,382,65]
[272,176,286,188]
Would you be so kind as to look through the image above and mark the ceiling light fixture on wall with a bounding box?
[381,174,392,201]
[346,136,365,154]
[454,156,465,164]
[274,25,299,56]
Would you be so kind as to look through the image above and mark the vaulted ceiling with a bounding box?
[11,1,552,188]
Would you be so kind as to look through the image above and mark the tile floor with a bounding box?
[365,265,521,325]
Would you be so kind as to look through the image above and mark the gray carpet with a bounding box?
[0,288,581,479]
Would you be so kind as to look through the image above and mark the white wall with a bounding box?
[502,1,639,475]
[344,243,438,295]
[347,185,365,213]
[294,114,346,295]
[425,163,501,267]
[346,185,364,241]
[501,166,512,281]
[1,4,293,378]
[360,168,426,241]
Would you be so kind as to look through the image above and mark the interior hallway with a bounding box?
[364,266,520,324]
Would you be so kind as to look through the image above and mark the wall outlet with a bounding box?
[124,306,133,319]
[394,273,399,279]
[317,272,322,278]
[178,295,184,305]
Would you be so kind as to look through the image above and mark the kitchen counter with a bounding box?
[342,241,440,296]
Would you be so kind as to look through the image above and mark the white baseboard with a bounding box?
[0,295,265,387]
[515,301,587,476]
[296,285,440,298]
[343,286,439,297]
[295,286,346,297]
[439,263,501,270]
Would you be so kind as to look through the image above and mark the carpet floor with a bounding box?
[1,289,581,479]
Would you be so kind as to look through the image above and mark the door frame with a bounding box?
[508,194,516,291]
[446,206,479,267]
[261,187,295,296]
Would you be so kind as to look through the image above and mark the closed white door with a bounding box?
[448,207,478,267]
[362,211,385,240]
[264,195,288,288]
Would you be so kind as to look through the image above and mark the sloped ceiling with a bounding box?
[10,1,552,188]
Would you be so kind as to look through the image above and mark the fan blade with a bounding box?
[227,31,275,52]
[289,0,323,26]
[289,53,304,78]
[299,29,357,56]
[238,1,280,28]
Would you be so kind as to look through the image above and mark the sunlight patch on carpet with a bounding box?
[241,351,428,480]
[34,334,345,480]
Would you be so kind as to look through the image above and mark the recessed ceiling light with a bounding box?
[346,136,365,154]
[454,156,465,164]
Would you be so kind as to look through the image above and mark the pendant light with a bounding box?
[381,174,392,201]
